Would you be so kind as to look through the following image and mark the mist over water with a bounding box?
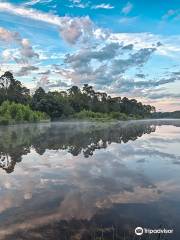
[0,120,180,239]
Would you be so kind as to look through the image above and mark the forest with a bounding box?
[0,71,156,123]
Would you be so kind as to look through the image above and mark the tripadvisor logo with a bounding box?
[135,227,143,236]
[135,227,174,236]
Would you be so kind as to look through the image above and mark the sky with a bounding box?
[0,0,179,111]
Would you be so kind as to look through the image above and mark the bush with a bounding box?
[110,112,128,120]
[0,101,50,125]
[74,110,129,121]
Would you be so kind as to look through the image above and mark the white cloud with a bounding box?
[108,32,180,58]
[24,0,42,6]
[2,49,12,62]
[0,27,39,65]
[0,2,94,44]
[92,4,114,9]
[24,0,53,6]
[121,2,133,15]
[69,0,89,9]
[0,27,20,43]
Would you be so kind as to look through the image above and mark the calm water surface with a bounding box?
[0,120,180,240]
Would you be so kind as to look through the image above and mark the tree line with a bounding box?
[151,111,180,119]
[0,71,156,120]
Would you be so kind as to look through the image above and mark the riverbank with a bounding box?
[72,110,143,121]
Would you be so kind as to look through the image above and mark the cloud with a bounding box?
[0,2,94,45]
[16,65,39,77]
[35,70,69,91]
[92,4,114,10]
[2,49,12,62]
[121,2,133,15]
[0,27,39,64]
[20,38,39,60]
[65,42,121,68]
[24,0,42,6]
[108,32,180,58]
[69,0,89,9]
[148,92,180,100]
[0,27,21,43]
[63,41,157,88]
[136,74,146,78]
[111,47,156,75]
[24,0,53,6]
[162,9,180,21]
[59,17,93,44]
[122,44,134,50]
[38,70,51,75]
[64,42,122,84]
[111,72,180,97]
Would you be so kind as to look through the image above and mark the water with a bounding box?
[0,120,180,240]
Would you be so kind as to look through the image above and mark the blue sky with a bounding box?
[0,0,179,111]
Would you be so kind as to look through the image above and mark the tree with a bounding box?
[0,71,30,104]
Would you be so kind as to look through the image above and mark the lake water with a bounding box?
[0,120,180,240]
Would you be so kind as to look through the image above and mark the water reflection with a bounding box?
[0,121,156,173]
[0,120,180,240]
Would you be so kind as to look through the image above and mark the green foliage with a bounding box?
[110,112,128,120]
[0,71,156,122]
[31,85,155,120]
[74,110,130,121]
[0,101,49,125]
[0,71,30,105]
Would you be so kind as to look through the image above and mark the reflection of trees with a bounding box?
[0,121,157,173]
[0,125,48,173]
[33,122,156,158]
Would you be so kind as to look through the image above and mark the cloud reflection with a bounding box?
[0,120,180,239]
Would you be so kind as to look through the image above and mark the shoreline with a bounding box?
[0,118,180,127]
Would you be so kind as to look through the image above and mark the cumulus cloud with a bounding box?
[65,42,121,68]
[62,41,158,89]
[121,2,133,15]
[111,47,156,75]
[0,27,39,65]
[63,42,123,84]
[0,2,94,45]
[59,17,93,44]
[20,38,39,60]
[35,71,68,91]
